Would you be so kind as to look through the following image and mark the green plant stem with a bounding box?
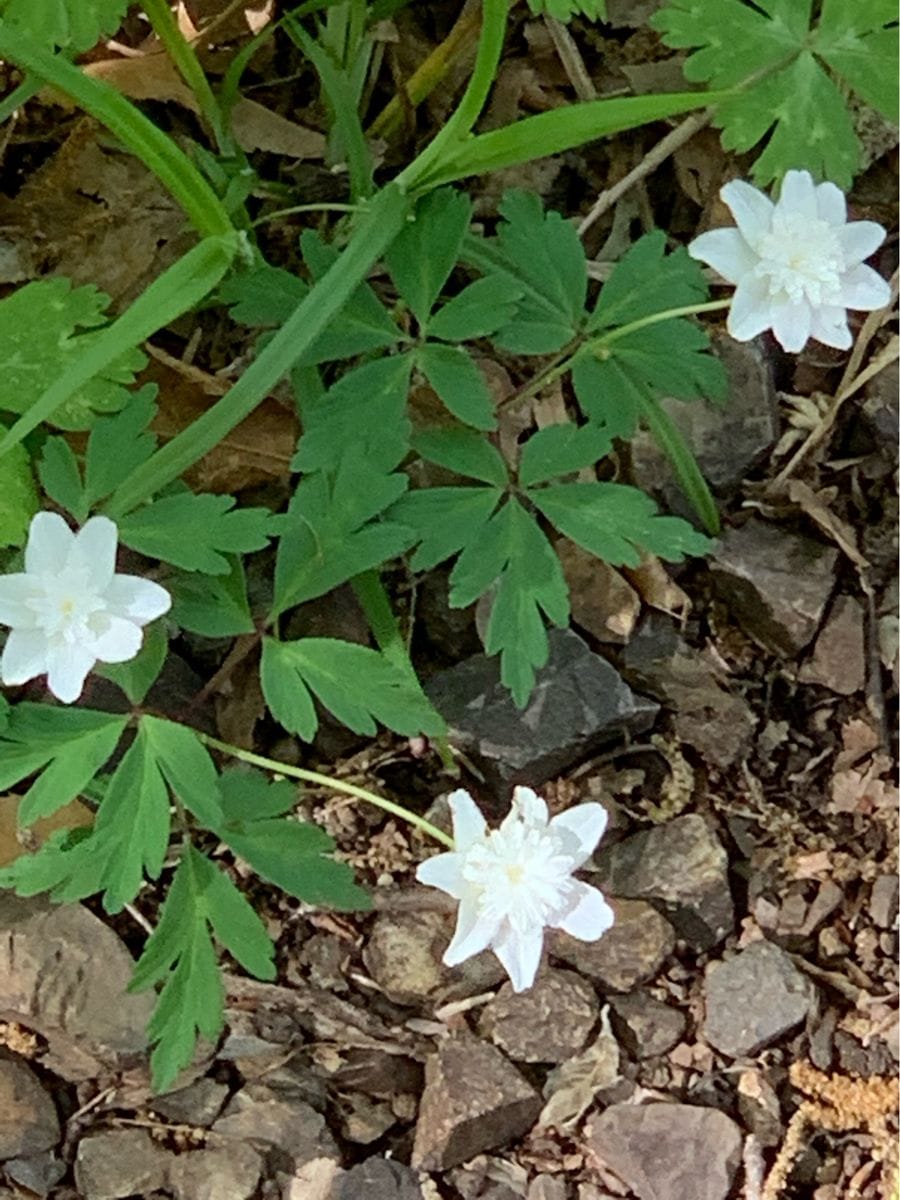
[202,735,455,848]
[142,0,228,151]
[0,24,234,238]
[591,298,732,348]
[0,75,41,123]
[251,202,362,226]
[105,184,412,516]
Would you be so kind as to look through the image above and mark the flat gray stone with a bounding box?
[596,816,733,951]
[426,628,658,787]
[587,1103,741,1200]
[412,1033,541,1171]
[0,1055,59,1158]
[550,899,675,990]
[169,1142,262,1200]
[333,1157,423,1200]
[479,969,598,1062]
[799,594,866,694]
[704,941,815,1057]
[870,875,899,929]
[608,993,686,1058]
[4,1151,65,1196]
[710,520,839,656]
[74,1130,170,1200]
[213,1084,338,1168]
[151,1078,229,1127]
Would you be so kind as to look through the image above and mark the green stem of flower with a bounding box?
[142,0,229,151]
[251,202,362,226]
[591,298,732,351]
[201,734,455,849]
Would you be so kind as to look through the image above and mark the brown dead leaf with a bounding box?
[558,539,640,643]
[835,718,881,771]
[623,554,691,619]
[0,794,94,868]
[786,480,870,573]
[231,98,325,159]
[830,754,898,815]
[539,1007,620,1129]
[146,357,297,492]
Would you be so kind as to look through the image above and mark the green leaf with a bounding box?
[416,344,497,430]
[292,356,412,474]
[118,493,274,575]
[525,0,607,17]
[96,619,168,705]
[385,189,473,326]
[571,355,640,440]
[816,0,898,121]
[450,499,569,706]
[530,481,712,567]
[130,846,275,1092]
[169,557,255,637]
[261,636,444,741]
[271,450,414,618]
[218,768,296,822]
[0,279,145,430]
[389,486,503,572]
[412,426,509,486]
[427,276,525,343]
[0,426,38,548]
[83,385,158,508]
[140,716,223,829]
[0,705,127,826]
[651,0,885,186]
[589,232,710,330]
[0,0,129,53]
[518,423,612,487]
[219,263,309,325]
[38,436,85,521]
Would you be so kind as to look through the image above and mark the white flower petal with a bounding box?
[687,228,758,283]
[44,642,97,703]
[104,574,171,624]
[770,298,813,353]
[25,512,75,575]
[0,574,41,628]
[777,170,817,221]
[1,628,49,685]
[838,221,887,268]
[554,882,615,942]
[493,926,544,992]
[838,263,892,312]
[90,615,143,664]
[815,181,846,226]
[73,516,118,589]
[510,786,549,827]
[416,851,466,899]
[719,179,773,248]
[443,898,499,966]
[727,274,773,342]
[549,803,608,868]
[447,789,487,851]
[809,305,852,351]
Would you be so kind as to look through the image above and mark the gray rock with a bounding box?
[704,941,815,1057]
[550,899,675,990]
[213,1084,338,1167]
[479,969,598,1063]
[151,1078,229,1127]
[333,1157,423,1200]
[4,1151,65,1196]
[363,910,504,1006]
[631,334,778,512]
[587,1103,742,1200]
[710,520,839,656]
[608,993,686,1058]
[169,1142,262,1200]
[412,1033,541,1171]
[426,628,658,787]
[0,1055,59,1158]
[528,1177,567,1200]
[799,595,866,694]
[737,1068,783,1147]
[74,1130,170,1200]
[870,875,899,929]
[621,614,756,768]
[0,895,153,1081]
[596,816,733,951]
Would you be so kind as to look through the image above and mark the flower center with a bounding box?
[26,567,108,643]
[755,212,844,306]
[461,824,575,933]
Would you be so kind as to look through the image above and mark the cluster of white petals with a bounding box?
[688,169,890,353]
[0,513,171,704]
[416,786,614,992]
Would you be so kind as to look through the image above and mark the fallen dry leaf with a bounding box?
[0,794,94,869]
[539,1007,620,1129]
[623,554,691,620]
[559,539,640,643]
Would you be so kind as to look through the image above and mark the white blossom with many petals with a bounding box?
[0,513,171,704]
[688,169,890,353]
[416,786,613,991]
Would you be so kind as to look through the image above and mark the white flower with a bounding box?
[0,513,171,704]
[688,169,890,353]
[416,786,614,991]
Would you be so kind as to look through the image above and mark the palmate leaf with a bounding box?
[0,0,128,52]
[0,424,38,548]
[651,0,897,186]
[385,189,473,327]
[118,493,275,575]
[427,276,525,343]
[416,343,496,431]
[0,279,145,430]
[169,557,255,637]
[129,845,275,1092]
[526,0,607,17]
[261,637,444,743]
